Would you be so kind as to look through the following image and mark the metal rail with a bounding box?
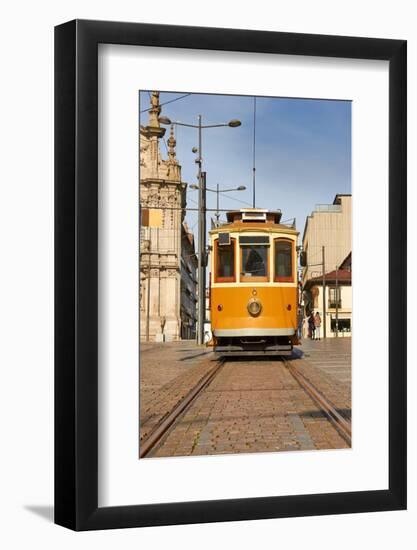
[139,358,224,458]
[283,358,352,446]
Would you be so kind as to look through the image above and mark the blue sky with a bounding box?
[139,91,351,241]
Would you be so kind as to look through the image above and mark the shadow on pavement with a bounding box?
[179,351,214,361]
[299,408,351,421]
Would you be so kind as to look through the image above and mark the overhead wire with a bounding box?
[218,192,253,207]
[140,92,192,113]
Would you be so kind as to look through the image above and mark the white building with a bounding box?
[302,194,352,338]
[302,194,351,285]
[303,252,352,337]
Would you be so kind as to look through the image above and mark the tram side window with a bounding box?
[216,239,235,282]
[275,239,293,282]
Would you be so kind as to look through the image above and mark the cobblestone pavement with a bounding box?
[140,341,216,441]
[140,338,351,458]
[145,344,350,458]
[298,337,352,384]
[292,338,351,420]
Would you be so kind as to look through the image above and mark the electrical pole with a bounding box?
[158,113,241,345]
[196,171,207,346]
[215,183,220,225]
[197,114,202,345]
[322,245,326,338]
[202,171,207,342]
[196,114,205,346]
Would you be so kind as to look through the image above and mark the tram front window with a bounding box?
[216,240,235,282]
[241,245,268,281]
[275,239,293,282]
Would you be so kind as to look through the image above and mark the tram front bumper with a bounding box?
[213,336,294,357]
[214,349,292,357]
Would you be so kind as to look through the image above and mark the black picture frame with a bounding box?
[55,19,407,531]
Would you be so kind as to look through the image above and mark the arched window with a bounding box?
[275,239,293,282]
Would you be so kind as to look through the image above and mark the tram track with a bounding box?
[139,357,225,458]
[282,357,352,446]
[140,353,351,458]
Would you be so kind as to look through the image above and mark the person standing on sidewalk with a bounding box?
[314,312,322,340]
[308,312,316,340]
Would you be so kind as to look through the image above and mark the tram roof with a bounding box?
[210,209,298,235]
[225,209,282,223]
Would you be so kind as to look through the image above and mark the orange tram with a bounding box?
[209,208,299,357]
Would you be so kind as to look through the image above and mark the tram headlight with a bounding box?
[247,298,262,317]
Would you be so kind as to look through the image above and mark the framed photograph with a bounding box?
[55,20,406,530]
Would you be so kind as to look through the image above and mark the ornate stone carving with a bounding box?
[149,91,161,127]
[139,91,195,342]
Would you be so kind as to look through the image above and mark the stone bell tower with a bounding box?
[139,91,187,341]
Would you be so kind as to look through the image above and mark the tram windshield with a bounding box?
[240,245,269,281]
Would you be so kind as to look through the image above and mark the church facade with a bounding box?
[140,92,197,342]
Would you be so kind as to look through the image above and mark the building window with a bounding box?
[215,238,235,282]
[328,287,342,308]
[331,318,351,332]
[274,239,293,282]
[240,238,269,282]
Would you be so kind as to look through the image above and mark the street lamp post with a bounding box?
[214,184,247,224]
[159,115,241,346]
[190,183,246,226]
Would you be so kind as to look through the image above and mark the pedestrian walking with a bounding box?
[314,312,322,340]
[308,312,316,340]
